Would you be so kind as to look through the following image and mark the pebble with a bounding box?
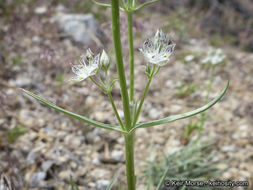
[58,170,72,181]
[25,172,46,186]
[184,55,195,62]
[148,108,162,120]
[170,104,182,113]
[111,150,124,162]
[64,134,83,148]
[34,6,47,14]
[90,169,110,179]
[42,160,54,172]
[53,13,101,45]
[96,179,110,190]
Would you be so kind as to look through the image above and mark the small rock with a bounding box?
[170,105,182,113]
[76,167,87,177]
[96,179,110,190]
[91,169,110,179]
[184,55,195,62]
[92,157,100,165]
[25,172,46,186]
[165,80,175,88]
[54,13,102,45]
[85,96,96,107]
[42,160,54,172]
[32,36,41,44]
[148,108,162,120]
[34,6,47,14]
[111,150,124,162]
[94,111,109,121]
[70,161,77,169]
[26,151,39,165]
[64,135,83,148]
[239,125,248,131]
[221,145,236,152]
[58,170,72,181]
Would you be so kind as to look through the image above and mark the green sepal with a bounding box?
[145,63,151,77]
[22,89,127,134]
[130,81,229,133]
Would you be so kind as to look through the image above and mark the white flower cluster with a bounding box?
[69,49,110,82]
[139,30,176,66]
[201,48,226,66]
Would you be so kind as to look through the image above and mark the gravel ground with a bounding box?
[0,1,252,190]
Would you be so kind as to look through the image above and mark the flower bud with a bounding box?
[100,50,110,71]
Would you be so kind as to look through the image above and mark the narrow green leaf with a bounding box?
[134,0,159,11]
[106,169,122,190]
[22,89,126,134]
[156,166,169,190]
[70,176,80,190]
[92,0,125,11]
[130,81,229,132]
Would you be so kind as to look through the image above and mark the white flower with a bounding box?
[201,48,226,65]
[139,30,176,66]
[69,49,100,82]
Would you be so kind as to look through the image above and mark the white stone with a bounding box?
[111,150,124,162]
[96,179,110,189]
[53,13,100,45]
[35,6,47,14]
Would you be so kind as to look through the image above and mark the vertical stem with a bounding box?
[111,0,132,131]
[124,132,136,190]
[128,12,135,102]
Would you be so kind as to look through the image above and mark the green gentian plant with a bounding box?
[22,0,229,189]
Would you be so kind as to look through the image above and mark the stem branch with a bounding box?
[107,92,125,130]
[133,65,156,127]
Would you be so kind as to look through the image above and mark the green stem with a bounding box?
[133,65,156,127]
[111,0,132,131]
[128,12,134,102]
[124,132,136,190]
[90,77,106,92]
[107,92,125,130]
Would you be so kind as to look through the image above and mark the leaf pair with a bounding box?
[22,81,229,134]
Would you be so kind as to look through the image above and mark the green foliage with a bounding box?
[0,0,25,17]
[182,113,207,144]
[12,55,23,66]
[143,140,227,190]
[209,34,223,47]
[69,176,80,190]
[7,124,26,144]
[55,73,63,84]
[177,82,198,98]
